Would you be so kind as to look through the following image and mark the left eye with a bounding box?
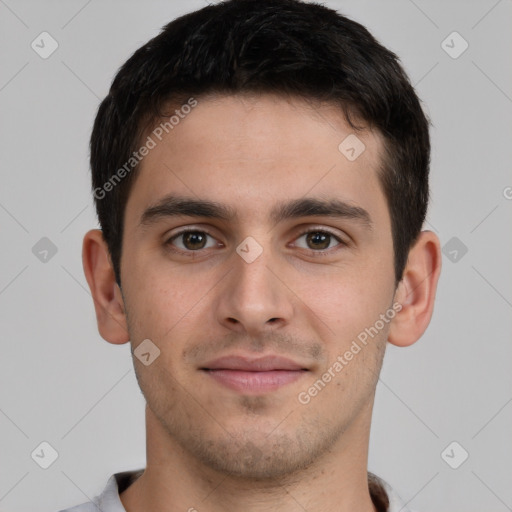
[294,231,343,251]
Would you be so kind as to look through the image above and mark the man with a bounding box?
[63,0,441,510]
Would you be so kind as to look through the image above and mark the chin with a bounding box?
[184,426,338,481]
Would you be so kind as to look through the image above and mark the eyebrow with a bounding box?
[139,194,373,231]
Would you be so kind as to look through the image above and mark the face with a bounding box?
[119,94,397,478]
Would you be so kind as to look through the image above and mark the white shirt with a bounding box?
[57,469,417,512]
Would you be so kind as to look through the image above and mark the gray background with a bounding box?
[1,1,511,511]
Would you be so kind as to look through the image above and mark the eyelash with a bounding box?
[165,228,347,257]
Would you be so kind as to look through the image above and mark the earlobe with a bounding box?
[82,229,130,345]
[387,230,442,347]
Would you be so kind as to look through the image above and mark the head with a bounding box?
[83,0,441,480]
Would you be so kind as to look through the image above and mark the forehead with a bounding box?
[125,94,389,229]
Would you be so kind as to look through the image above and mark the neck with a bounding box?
[120,404,378,512]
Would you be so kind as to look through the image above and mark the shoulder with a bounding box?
[56,469,144,512]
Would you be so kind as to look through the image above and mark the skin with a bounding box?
[83,93,441,512]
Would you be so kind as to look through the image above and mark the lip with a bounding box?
[202,355,307,372]
[201,355,308,393]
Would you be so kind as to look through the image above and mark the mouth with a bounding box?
[200,355,309,394]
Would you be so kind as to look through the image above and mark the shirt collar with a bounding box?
[93,469,414,512]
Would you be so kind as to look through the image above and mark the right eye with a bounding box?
[166,230,220,252]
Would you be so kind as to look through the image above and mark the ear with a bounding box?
[82,229,130,344]
[387,230,442,347]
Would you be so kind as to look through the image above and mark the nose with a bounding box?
[214,245,294,337]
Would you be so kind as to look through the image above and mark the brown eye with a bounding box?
[182,232,207,250]
[305,232,331,250]
[294,230,342,251]
[168,231,217,251]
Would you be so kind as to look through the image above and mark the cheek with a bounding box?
[123,271,220,381]
[123,273,187,344]
[312,266,393,341]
